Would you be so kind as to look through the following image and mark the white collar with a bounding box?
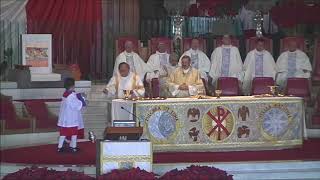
[182,67,191,74]
[156,51,167,55]
[254,49,265,55]
[222,45,232,48]
[190,49,199,54]
[124,51,134,56]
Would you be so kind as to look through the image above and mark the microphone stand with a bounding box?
[120,106,142,127]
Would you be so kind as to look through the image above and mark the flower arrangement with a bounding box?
[97,167,157,180]
[159,165,233,180]
[3,166,94,180]
[3,166,233,180]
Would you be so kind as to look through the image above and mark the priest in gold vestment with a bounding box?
[104,62,145,99]
[168,55,204,97]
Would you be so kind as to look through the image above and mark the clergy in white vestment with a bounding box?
[168,55,204,98]
[243,38,277,95]
[209,35,243,86]
[179,38,211,81]
[113,40,153,79]
[276,40,312,89]
[105,62,145,99]
[147,45,178,96]
[146,42,170,81]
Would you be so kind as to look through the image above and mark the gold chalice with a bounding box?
[215,89,222,99]
[123,90,131,100]
[268,86,278,97]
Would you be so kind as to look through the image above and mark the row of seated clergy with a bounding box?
[104,57,204,98]
[111,35,312,97]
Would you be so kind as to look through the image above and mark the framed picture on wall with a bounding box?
[22,34,52,74]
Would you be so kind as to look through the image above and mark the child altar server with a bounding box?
[57,78,86,153]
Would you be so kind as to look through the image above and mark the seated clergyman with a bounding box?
[104,62,145,98]
[168,55,204,98]
[242,38,277,95]
[276,40,312,89]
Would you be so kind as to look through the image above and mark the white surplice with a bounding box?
[179,49,211,81]
[243,49,277,94]
[106,72,145,99]
[113,51,152,79]
[276,49,312,88]
[146,51,176,96]
[57,92,83,128]
[209,45,243,85]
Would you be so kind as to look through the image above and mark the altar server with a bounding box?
[209,35,243,86]
[168,55,204,97]
[276,40,312,89]
[243,38,277,94]
[57,78,86,153]
[113,40,153,78]
[179,38,211,81]
[105,62,145,98]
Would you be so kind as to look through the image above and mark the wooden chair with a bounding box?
[246,37,273,54]
[251,77,275,95]
[182,38,207,53]
[115,36,141,56]
[217,77,240,96]
[148,37,173,56]
[280,37,306,53]
[312,38,320,83]
[286,78,311,102]
[214,36,240,49]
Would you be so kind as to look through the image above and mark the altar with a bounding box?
[112,96,305,152]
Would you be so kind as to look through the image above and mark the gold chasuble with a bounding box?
[168,67,204,97]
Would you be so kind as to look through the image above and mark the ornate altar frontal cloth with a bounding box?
[112,96,305,152]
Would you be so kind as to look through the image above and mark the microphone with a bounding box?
[120,106,142,127]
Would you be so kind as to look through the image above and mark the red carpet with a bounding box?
[1,139,320,165]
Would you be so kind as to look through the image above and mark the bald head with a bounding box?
[124,41,133,53]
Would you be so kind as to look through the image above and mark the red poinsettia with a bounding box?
[3,166,94,180]
[159,165,233,180]
[97,167,158,180]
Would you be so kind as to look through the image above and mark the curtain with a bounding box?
[0,0,28,68]
[26,0,102,78]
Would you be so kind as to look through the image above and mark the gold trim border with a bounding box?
[152,139,302,152]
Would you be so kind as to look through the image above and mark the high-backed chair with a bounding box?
[115,36,140,56]
[280,37,306,53]
[217,77,240,96]
[312,95,320,127]
[24,100,58,133]
[148,37,173,56]
[286,78,310,101]
[214,36,240,48]
[246,37,273,54]
[182,38,207,53]
[312,38,320,82]
[0,98,34,134]
[251,77,275,95]
[151,78,160,98]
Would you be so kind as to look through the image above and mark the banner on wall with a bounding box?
[22,34,52,74]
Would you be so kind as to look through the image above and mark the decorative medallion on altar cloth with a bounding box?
[202,106,235,142]
[259,104,292,140]
[144,106,179,143]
